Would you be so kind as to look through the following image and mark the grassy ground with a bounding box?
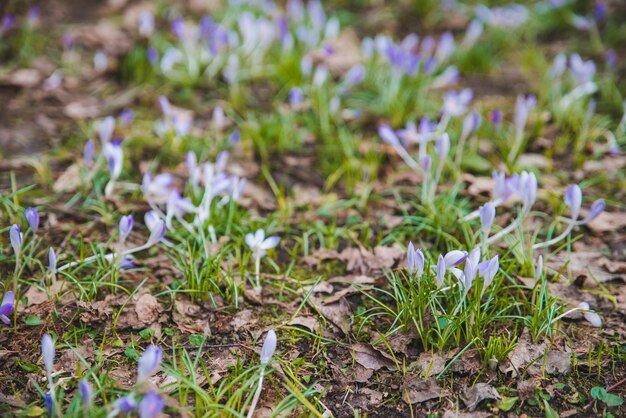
[1,0,625,417]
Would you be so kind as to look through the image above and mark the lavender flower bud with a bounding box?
[104,141,123,180]
[84,140,95,165]
[94,50,108,73]
[98,116,115,145]
[48,248,57,274]
[491,108,502,126]
[78,379,93,407]
[289,87,304,108]
[10,224,22,258]
[0,291,15,325]
[138,11,155,37]
[577,302,602,327]
[435,134,450,159]
[478,255,499,288]
[119,215,134,243]
[535,255,543,278]
[260,329,277,365]
[146,219,166,247]
[586,199,605,222]
[137,345,163,384]
[119,109,134,127]
[549,53,567,79]
[479,202,495,235]
[436,255,446,287]
[147,47,159,65]
[115,395,137,413]
[378,124,400,146]
[139,391,165,418]
[461,112,481,140]
[564,184,582,220]
[41,333,55,376]
[444,250,468,268]
[25,207,40,234]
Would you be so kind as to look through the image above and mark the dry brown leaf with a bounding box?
[352,343,396,371]
[544,351,571,374]
[308,294,352,334]
[288,316,319,332]
[416,352,446,377]
[310,29,361,73]
[546,251,625,285]
[4,69,42,88]
[460,383,500,412]
[401,376,442,404]
[53,163,82,193]
[499,329,547,376]
[587,211,626,233]
[240,181,277,210]
[231,309,257,332]
[135,294,162,324]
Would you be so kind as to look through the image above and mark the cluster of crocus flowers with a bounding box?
[56,215,166,273]
[141,149,246,235]
[246,229,280,293]
[406,244,499,295]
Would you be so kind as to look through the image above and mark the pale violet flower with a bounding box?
[137,345,163,384]
[0,291,15,325]
[246,229,280,258]
[406,242,425,277]
[479,202,496,235]
[25,207,40,234]
[260,329,277,365]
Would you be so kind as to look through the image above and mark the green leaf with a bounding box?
[497,396,518,412]
[591,386,608,400]
[21,405,45,417]
[139,328,155,339]
[124,347,140,361]
[189,334,205,346]
[24,315,43,326]
[602,393,624,407]
[543,399,559,418]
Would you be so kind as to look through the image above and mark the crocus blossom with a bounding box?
[25,207,40,234]
[10,224,22,258]
[406,242,425,277]
[78,379,93,407]
[42,334,55,376]
[0,291,15,325]
[245,229,280,258]
[137,345,163,384]
[260,329,277,365]
[139,391,165,418]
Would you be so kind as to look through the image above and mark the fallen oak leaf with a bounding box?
[401,375,442,404]
[352,343,397,371]
[460,383,501,412]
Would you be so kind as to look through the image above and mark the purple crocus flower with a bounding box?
[514,94,536,135]
[245,229,280,259]
[27,7,41,27]
[606,50,617,69]
[146,219,167,247]
[343,64,365,87]
[41,334,55,376]
[0,291,15,325]
[43,392,54,416]
[443,250,468,268]
[436,255,446,287]
[104,141,123,181]
[137,345,163,384]
[406,242,425,277]
[10,224,22,258]
[435,32,455,63]
[63,32,75,49]
[564,184,582,220]
[585,199,605,222]
[147,47,159,65]
[1,14,15,35]
[478,255,499,288]
[593,0,607,22]
[435,134,450,159]
[171,18,184,39]
[115,395,137,413]
[491,108,502,126]
[78,379,93,407]
[461,112,481,140]
[442,88,473,117]
[49,248,57,275]
[138,11,155,37]
[288,87,304,108]
[479,202,495,235]
[287,0,304,22]
[569,54,596,86]
[25,207,40,234]
[119,215,134,243]
[421,155,432,172]
[260,329,277,365]
[84,140,95,165]
[549,53,567,79]
[229,130,241,144]
[462,247,481,291]
[98,116,115,145]
[119,109,134,127]
[139,391,165,418]
[378,124,400,146]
